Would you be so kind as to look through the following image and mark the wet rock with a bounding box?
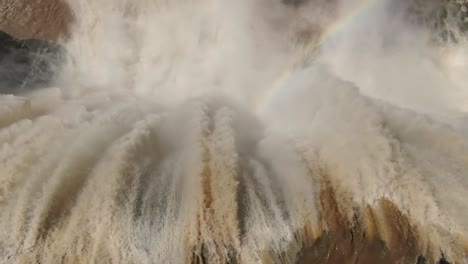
[282,0,310,7]
[417,256,427,264]
[0,0,72,41]
[439,254,451,264]
[0,31,64,94]
[402,0,468,43]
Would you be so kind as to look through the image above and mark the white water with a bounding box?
[1,0,468,263]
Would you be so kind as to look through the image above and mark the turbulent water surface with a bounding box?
[1,0,468,263]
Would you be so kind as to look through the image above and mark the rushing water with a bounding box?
[1,0,468,263]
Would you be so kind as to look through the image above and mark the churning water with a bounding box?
[1,0,468,263]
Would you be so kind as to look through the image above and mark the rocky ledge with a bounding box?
[0,31,64,94]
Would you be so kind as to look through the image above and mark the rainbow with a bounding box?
[256,0,382,115]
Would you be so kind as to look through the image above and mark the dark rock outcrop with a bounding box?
[0,30,64,94]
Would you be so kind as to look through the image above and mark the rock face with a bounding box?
[0,31,64,94]
[404,0,468,43]
[0,0,69,94]
[0,0,72,41]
